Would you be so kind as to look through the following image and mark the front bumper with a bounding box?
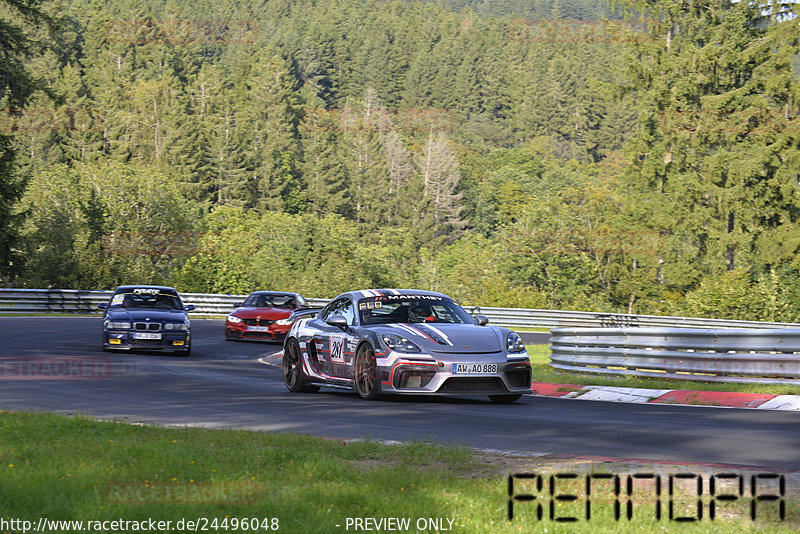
[379,357,532,395]
[226,322,290,341]
[298,342,532,395]
[104,329,190,351]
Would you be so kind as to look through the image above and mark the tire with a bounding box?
[354,343,380,400]
[488,394,522,404]
[283,338,319,393]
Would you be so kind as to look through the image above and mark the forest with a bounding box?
[1,0,799,320]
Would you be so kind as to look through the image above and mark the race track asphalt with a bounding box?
[0,317,798,471]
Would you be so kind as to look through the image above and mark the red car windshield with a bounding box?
[243,294,296,308]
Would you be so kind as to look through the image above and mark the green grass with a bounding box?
[0,411,796,533]
[527,345,800,395]
[511,326,552,333]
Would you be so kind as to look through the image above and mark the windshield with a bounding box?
[357,295,474,325]
[110,291,183,310]
[243,293,296,309]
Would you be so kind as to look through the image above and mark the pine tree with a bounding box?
[340,89,392,228]
[353,27,407,107]
[233,48,302,211]
[382,131,417,226]
[176,63,249,205]
[401,49,438,109]
[416,130,465,243]
[0,0,56,281]
[166,63,225,201]
[82,3,145,162]
[59,63,104,163]
[300,99,350,218]
[617,0,800,286]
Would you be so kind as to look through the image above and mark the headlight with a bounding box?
[165,323,188,331]
[506,332,525,353]
[382,333,421,353]
[227,315,242,324]
[106,321,131,329]
[275,318,293,326]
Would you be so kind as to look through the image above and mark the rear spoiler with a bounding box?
[289,307,321,321]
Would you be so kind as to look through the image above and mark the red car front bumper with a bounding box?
[225,321,290,341]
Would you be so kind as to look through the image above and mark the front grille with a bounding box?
[243,318,275,326]
[131,339,163,345]
[243,331,272,338]
[439,377,506,394]
[134,322,160,331]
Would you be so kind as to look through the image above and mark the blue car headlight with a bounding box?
[382,333,421,353]
[506,332,525,353]
[106,321,131,329]
[165,322,188,331]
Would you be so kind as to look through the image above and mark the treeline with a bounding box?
[3,0,800,321]
[415,0,620,20]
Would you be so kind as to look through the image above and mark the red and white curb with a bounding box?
[531,382,800,410]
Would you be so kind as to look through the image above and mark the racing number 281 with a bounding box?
[330,335,345,363]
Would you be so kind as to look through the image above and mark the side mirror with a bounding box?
[185,304,196,312]
[326,315,349,330]
[97,303,107,310]
[233,302,243,308]
[474,314,489,326]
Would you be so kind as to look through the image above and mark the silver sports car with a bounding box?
[282,289,531,402]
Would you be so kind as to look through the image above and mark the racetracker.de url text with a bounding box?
[0,517,280,532]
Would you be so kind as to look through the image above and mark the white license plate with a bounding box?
[452,363,497,374]
[246,326,270,332]
[133,333,161,340]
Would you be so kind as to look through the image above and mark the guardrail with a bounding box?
[550,327,800,385]
[464,306,800,330]
[2,288,800,330]
[0,289,329,316]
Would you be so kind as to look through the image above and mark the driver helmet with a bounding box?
[408,303,433,322]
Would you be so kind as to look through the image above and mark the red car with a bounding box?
[225,291,309,342]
